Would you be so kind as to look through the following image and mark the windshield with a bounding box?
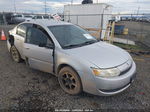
[48,25,97,49]
[13,15,22,17]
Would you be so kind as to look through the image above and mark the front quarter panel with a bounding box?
[55,47,99,94]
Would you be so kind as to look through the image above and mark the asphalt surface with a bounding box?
[0,40,150,111]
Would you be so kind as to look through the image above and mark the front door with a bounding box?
[23,24,54,73]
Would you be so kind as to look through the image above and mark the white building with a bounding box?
[64,3,112,39]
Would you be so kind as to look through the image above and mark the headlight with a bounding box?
[92,67,120,78]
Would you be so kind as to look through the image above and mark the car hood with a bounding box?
[65,42,130,68]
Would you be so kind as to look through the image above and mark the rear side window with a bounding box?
[16,25,26,37]
[16,23,32,38]
[43,16,49,19]
[36,16,42,19]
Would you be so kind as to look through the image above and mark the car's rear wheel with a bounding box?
[58,67,82,95]
[10,46,22,63]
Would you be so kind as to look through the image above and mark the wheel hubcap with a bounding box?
[61,72,76,90]
[11,47,19,61]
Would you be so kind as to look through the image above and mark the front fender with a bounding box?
[55,48,98,94]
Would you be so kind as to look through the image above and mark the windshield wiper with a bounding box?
[63,40,97,49]
[63,44,83,49]
[83,40,97,45]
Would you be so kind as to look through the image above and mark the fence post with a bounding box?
[100,14,104,40]
[2,12,7,25]
[77,15,78,25]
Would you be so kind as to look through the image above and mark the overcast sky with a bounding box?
[0,0,150,14]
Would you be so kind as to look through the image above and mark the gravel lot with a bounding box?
[0,40,150,111]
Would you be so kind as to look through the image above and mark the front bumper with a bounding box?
[82,61,136,96]
[94,61,136,96]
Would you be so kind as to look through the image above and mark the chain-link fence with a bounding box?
[0,12,150,50]
[64,13,150,49]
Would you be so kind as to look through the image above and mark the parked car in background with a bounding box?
[139,15,150,22]
[11,14,25,24]
[32,15,51,20]
[7,20,136,96]
[32,15,42,19]
[110,15,121,22]
[24,15,33,21]
[120,16,132,21]
[43,15,52,19]
[51,14,62,21]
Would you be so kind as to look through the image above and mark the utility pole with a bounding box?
[136,0,140,16]
[14,0,16,13]
[71,0,73,4]
[137,6,140,16]
[45,0,47,15]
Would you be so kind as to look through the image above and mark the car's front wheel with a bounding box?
[10,46,22,63]
[58,66,82,95]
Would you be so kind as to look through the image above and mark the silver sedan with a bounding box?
[7,20,136,96]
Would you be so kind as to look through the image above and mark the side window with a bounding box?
[26,25,53,47]
[36,16,42,19]
[16,24,26,37]
[43,16,49,19]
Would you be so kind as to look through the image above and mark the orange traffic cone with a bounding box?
[1,30,7,41]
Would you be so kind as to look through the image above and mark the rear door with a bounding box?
[23,24,54,73]
[14,23,32,59]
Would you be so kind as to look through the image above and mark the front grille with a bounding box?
[120,64,132,76]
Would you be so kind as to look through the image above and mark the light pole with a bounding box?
[136,0,140,16]
[45,0,47,15]
[71,0,73,4]
[14,0,16,13]
[137,6,140,16]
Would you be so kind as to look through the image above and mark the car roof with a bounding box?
[23,19,71,27]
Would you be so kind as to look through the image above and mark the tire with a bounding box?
[58,66,82,95]
[10,46,22,63]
